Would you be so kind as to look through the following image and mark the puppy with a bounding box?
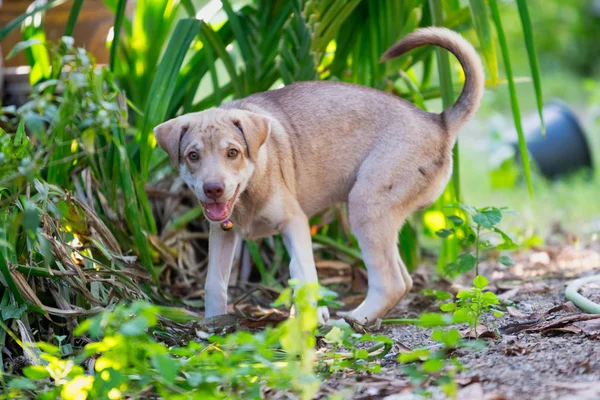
[154,27,484,325]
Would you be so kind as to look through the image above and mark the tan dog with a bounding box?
[154,27,484,325]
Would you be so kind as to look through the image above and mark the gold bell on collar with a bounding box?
[221,219,234,231]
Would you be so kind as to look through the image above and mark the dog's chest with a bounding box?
[238,219,279,240]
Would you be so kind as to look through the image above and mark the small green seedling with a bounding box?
[440,275,504,337]
[436,205,517,278]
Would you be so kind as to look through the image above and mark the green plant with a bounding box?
[399,328,464,398]
[440,275,504,337]
[436,205,517,278]
[0,283,395,399]
[387,312,486,398]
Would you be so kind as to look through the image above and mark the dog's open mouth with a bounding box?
[201,185,240,222]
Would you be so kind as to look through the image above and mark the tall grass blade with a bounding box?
[200,22,244,97]
[399,222,419,272]
[63,0,83,37]
[428,0,459,200]
[110,0,128,72]
[221,0,255,67]
[246,240,275,285]
[140,18,201,179]
[114,126,156,280]
[489,0,534,197]
[468,0,499,85]
[0,0,67,41]
[0,249,25,304]
[516,0,545,134]
[429,0,460,270]
[180,0,196,17]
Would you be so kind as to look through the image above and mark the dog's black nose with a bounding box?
[203,182,224,200]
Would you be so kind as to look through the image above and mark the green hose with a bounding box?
[565,274,600,314]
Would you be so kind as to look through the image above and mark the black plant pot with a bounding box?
[513,101,594,179]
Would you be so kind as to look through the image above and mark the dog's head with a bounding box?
[154,108,271,222]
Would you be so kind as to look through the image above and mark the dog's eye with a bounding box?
[227,149,239,158]
[188,151,199,161]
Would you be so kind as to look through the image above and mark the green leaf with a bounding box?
[489,0,534,197]
[64,0,84,37]
[8,378,37,390]
[36,342,60,356]
[185,372,204,387]
[482,291,499,305]
[423,359,444,373]
[516,0,545,135]
[1,304,27,320]
[473,209,502,228]
[499,255,515,266]
[110,0,128,72]
[356,349,369,359]
[493,227,519,250]
[458,253,477,271]
[456,290,474,299]
[324,326,344,345]
[399,348,430,363]
[246,240,275,285]
[440,302,456,312]
[418,313,451,327]
[445,329,461,347]
[399,221,420,272]
[468,0,498,85]
[0,0,68,41]
[273,287,292,308]
[6,39,42,59]
[120,316,149,336]
[493,311,504,318]
[473,275,488,289]
[429,0,461,203]
[447,215,464,226]
[446,253,477,277]
[151,353,179,384]
[23,365,50,380]
[452,308,472,324]
[436,228,454,238]
[140,18,201,179]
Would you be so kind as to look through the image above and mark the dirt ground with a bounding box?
[316,243,600,400]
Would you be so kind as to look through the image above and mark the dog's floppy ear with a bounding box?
[154,119,188,169]
[231,111,271,162]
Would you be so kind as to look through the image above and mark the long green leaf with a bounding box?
[399,221,419,272]
[312,234,363,260]
[516,0,545,134]
[63,0,84,37]
[246,240,276,285]
[139,18,201,179]
[221,0,255,67]
[429,0,460,270]
[0,0,68,41]
[180,0,196,17]
[0,246,25,304]
[489,0,534,197]
[468,0,499,85]
[110,0,128,72]
[200,22,244,97]
[114,126,156,280]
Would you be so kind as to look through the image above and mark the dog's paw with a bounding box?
[317,306,330,325]
[342,314,381,333]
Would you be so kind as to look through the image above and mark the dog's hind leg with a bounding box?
[345,154,420,324]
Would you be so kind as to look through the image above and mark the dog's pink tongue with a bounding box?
[205,202,228,221]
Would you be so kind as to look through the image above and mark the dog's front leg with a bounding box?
[205,224,239,318]
[281,216,330,324]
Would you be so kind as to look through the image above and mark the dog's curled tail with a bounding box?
[381,27,485,135]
